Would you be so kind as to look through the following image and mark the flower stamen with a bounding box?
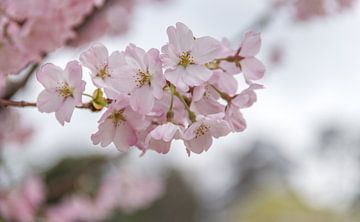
[110,109,126,126]
[134,69,151,87]
[57,83,74,98]
[179,51,194,68]
[195,123,210,138]
[97,65,110,79]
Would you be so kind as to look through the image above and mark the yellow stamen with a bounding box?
[134,69,151,87]
[57,83,74,98]
[97,65,110,79]
[110,109,126,126]
[179,51,195,68]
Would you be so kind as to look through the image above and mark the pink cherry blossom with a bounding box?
[46,196,95,222]
[80,43,129,97]
[0,175,44,222]
[28,22,266,155]
[36,61,85,125]
[161,22,221,91]
[183,114,231,155]
[91,100,150,152]
[144,122,182,154]
[117,44,165,114]
[96,170,164,213]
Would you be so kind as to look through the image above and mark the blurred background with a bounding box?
[1,0,360,221]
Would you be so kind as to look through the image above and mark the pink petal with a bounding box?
[167,22,194,53]
[79,43,109,74]
[208,119,231,138]
[64,60,83,87]
[55,99,76,125]
[91,119,116,147]
[240,31,261,57]
[183,64,213,87]
[130,86,155,115]
[36,63,64,89]
[192,36,221,64]
[37,90,64,113]
[164,68,189,92]
[113,123,136,152]
[146,138,171,154]
[240,57,265,81]
[184,132,213,154]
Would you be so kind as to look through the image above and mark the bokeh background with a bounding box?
[1,0,360,221]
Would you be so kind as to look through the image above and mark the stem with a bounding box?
[172,86,196,123]
[0,99,36,107]
[210,84,232,102]
[0,99,96,110]
[166,85,175,121]
[82,93,93,98]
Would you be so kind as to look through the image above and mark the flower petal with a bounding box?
[55,99,76,125]
[36,63,64,89]
[37,90,64,113]
[130,86,155,115]
[192,36,221,64]
[240,31,261,57]
[240,57,265,81]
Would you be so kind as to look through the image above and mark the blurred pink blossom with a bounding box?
[0,175,44,222]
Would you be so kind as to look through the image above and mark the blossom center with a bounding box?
[97,65,110,79]
[110,109,126,126]
[135,69,151,87]
[179,51,194,68]
[57,83,74,98]
[195,123,210,138]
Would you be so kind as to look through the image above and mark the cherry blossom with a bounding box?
[0,176,44,222]
[1,22,266,155]
[183,114,231,155]
[79,43,127,97]
[161,22,221,91]
[36,61,85,125]
[145,122,182,154]
[91,100,149,152]
[118,44,165,114]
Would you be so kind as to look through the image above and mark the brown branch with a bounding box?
[0,99,36,107]
[0,99,96,110]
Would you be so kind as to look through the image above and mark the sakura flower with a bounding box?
[118,44,165,114]
[232,83,263,109]
[183,114,231,154]
[162,22,221,91]
[36,61,85,125]
[80,43,128,97]
[91,101,150,152]
[238,31,265,83]
[144,122,182,154]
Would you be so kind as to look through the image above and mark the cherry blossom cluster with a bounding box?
[36,22,265,155]
[0,0,159,80]
[0,171,163,222]
[274,0,357,21]
[0,0,101,76]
